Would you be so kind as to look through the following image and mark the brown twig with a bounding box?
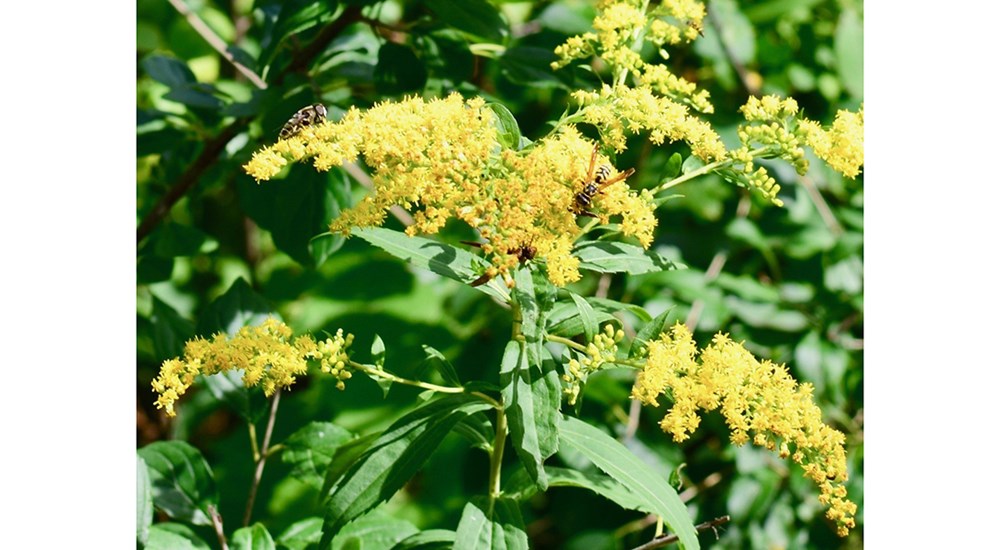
[630,516,731,550]
[167,0,267,89]
[208,504,229,550]
[243,390,282,526]
[137,6,363,244]
[799,174,845,237]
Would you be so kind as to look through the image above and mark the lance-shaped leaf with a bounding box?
[575,241,676,275]
[503,466,646,512]
[625,307,674,360]
[275,517,323,550]
[394,529,457,549]
[326,510,419,549]
[559,416,699,549]
[454,498,529,550]
[137,441,218,526]
[137,456,153,546]
[320,395,493,545]
[353,227,508,301]
[145,523,211,550]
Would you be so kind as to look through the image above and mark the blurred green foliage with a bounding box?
[138,0,862,548]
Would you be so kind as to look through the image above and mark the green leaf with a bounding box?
[627,307,673,359]
[503,466,645,512]
[453,411,495,452]
[568,292,597,342]
[153,223,214,257]
[321,432,380,497]
[137,253,174,284]
[195,278,274,337]
[151,297,194,360]
[137,456,153,546]
[352,227,508,301]
[424,0,507,42]
[327,510,419,549]
[546,302,618,338]
[276,517,323,550]
[137,441,219,526]
[394,529,457,550]
[559,416,699,549]
[282,422,354,490]
[423,30,474,83]
[664,152,683,179]
[499,47,566,89]
[231,523,275,550]
[575,241,675,274]
[142,55,196,87]
[146,523,211,550]
[454,498,529,550]
[201,368,269,422]
[487,102,523,150]
[238,167,344,267]
[320,395,493,544]
[835,8,864,99]
[375,42,428,95]
[421,345,463,386]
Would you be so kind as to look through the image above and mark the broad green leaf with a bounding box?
[137,253,174,284]
[568,292,598,342]
[487,102,523,150]
[231,523,275,550]
[276,517,323,550]
[320,395,493,545]
[146,523,211,550]
[575,241,675,274]
[664,152,683,179]
[742,0,823,22]
[327,510,419,549]
[424,0,508,42]
[503,466,645,512]
[195,277,274,337]
[154,223,214,257]
[142,55,195,87]
[352,227,508,301]
[835,8,864,99]
[559,416,699,549]
[137,441,218,526]
[201,368,269,422]
[258,0,343,66]
[499,47,566,89]
[454,498,529,550]
[282,422,354,490]
[420,345,462,386]
[627,307,673,359]
[375,42,428,95]
[151,297,194,360]
[137,456,153,546]
[238,166,343,267]
[394,529,456,549]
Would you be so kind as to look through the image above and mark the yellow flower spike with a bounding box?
[151,318,355,417]
[631,323,857,536]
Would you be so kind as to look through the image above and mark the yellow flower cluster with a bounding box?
[799,106,865,179]
[552,0,720,155]
[244,94,656,287]
[151,318,353,417]
[562,324,625,405]
[631,323,856,536]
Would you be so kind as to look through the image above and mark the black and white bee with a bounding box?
[279,103,328,140]
[573,145,635,214]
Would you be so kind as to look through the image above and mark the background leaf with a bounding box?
[137,441,219,526]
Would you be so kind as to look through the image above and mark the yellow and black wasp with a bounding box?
[573,145,635,216]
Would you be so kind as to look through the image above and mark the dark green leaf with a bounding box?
[137,441,219,526]
[453,411,495,452]
[321,432,381,497]
[503,466,645,512]
[499,47,566,88]
[327,510,419,549]
[231,523,275,550]
[375,42,428,95]
[454,498,529,550]
[276,517,323,550]
[423,30,474,83]
[154,223,214,257]
[568,292,597,342]
[487,102,523,150]
[421,345,463,386]
[146,523,211,550]
[424,0,507,42]
[575,241,675,274]
[137,253,174,284]
[627,307,673,359]
[282,422,354,490]
[137,456,153,546]
[835,8,864,99]
[195,278,274,337]
[559,416,699,549]
[163,86,224,110]
[151,297,194,360]
[320,395,493,544]
[664,152,683,179]
[393,529,456,550]
[310,232,346,266]
[142,55,196,87]
[352,227,508,301]
[546,303,618,338]
[201,369,269,422]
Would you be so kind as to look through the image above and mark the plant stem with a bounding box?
[208,504,229,550]
[346,360,503,408]
[469,43,507,57]
[487,402,508,512]
[545,334,589,353]
[243,389,281,527]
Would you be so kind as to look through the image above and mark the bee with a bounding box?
[573,145,635,215]
[279,103,328,140]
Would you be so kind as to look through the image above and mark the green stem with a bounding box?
[347,360,503,409]
[545,334,589,353]
[654,147,771,195]
[487,402,508,511]
[469,43,507,58]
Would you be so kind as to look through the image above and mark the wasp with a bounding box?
[464,241,537,287]
[279,103,328,140]
[573,145,635,215]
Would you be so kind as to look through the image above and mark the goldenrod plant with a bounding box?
[138,0,863,547]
